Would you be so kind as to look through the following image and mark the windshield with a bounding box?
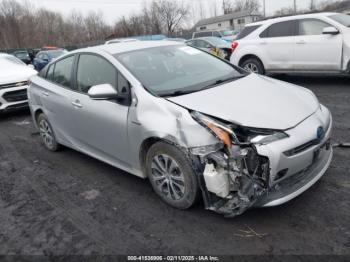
[48,50,67,58]
[14,52,29,59]
[115,45,244,97]
[329,14,350,27]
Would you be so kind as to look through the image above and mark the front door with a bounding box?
[71,53,131,167]
[294,18,342,71]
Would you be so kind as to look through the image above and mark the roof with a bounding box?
[247,12,338,26]
[195,10,261,27]
[75,41,182,55]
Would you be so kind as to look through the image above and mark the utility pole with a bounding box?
[294,0,297,14]
[263,0,266,17]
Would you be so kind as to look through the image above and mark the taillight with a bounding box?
[231,41,238,51]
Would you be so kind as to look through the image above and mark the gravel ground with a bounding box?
[0,75,349,257]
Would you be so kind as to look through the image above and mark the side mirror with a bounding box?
[88,84,119,100]
[27,64,34,69]
[322,27,339,35]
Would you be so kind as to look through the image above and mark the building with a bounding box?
[194,10,261,32]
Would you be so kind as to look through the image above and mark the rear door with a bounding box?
[39,55,80,146]
[294,18,342,71]
[70,53,131,167]
[259,20,296,71]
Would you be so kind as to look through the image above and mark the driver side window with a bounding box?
[77,54,117,93]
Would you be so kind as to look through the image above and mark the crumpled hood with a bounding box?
[167,74,319,130]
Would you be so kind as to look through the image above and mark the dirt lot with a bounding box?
[0,75,349,257]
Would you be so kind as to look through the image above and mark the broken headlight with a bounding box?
[191,111,288,146]
[191,111,238,146]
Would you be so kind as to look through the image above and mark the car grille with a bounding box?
[283,119,331,157]
[3,89,28,102]
[0,81,28,90]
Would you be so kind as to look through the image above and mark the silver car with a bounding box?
[28,41,333,217]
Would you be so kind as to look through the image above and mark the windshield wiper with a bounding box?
[161,89,199,97]
[159,75,245,97]
[200,75,245,91]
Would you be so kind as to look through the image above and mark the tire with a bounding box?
[241,57,265,75]
[37,113,60,151]
[146,141,199,209]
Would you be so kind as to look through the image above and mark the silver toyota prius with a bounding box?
[28,41,333,217]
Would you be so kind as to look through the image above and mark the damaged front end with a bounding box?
[190,112,287,217]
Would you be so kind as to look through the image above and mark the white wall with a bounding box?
[196,15,260,32]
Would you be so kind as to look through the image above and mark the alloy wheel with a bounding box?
[244,62,259,73]
[39,119,54,149]
[151,154,186,201]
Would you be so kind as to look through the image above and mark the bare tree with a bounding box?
[222,0,234,14]
[309,0,316,11]
[210,1,219,17]
[274,7,296,16]
[154,0,189,36]
[232,0,260,12]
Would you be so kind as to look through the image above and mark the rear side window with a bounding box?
[260,20,296,38]
[213,31,221,37]
[76,54,117,93]
[53,56,75,89]
[298,19,331,35]
[236,25,261,40]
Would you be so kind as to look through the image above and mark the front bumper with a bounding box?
[0,85,29,112]
[258,140,333,207]
[198,106,333,217]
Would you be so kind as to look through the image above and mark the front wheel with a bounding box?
[241,58,265,75]
[146,142,199,209]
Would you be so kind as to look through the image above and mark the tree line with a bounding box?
[0,0,347,50]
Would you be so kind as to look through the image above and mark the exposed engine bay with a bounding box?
[189,111,272,217]
[197,144,269,217]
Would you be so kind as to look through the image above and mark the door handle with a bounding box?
[71,101,83,108]
[259,41,267,45]
[296,40,306,44]
[42,91,49,97]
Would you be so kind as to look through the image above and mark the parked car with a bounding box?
[230,12,350,75]
[105,38,139,44]
[186,37,232,60]
[192,30,240,42]
[28,41,332,217]
[0,53,37,113]
[33,49,68,71]
[13,50,32,64]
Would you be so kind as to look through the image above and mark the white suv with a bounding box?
[230,12,350,75]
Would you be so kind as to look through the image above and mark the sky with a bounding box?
[16,0,333,25]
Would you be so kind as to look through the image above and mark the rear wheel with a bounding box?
[37,113,60,151]
[241,57,265,75]
[146,141,199,209]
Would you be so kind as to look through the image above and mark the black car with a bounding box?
[13,50,32,64]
